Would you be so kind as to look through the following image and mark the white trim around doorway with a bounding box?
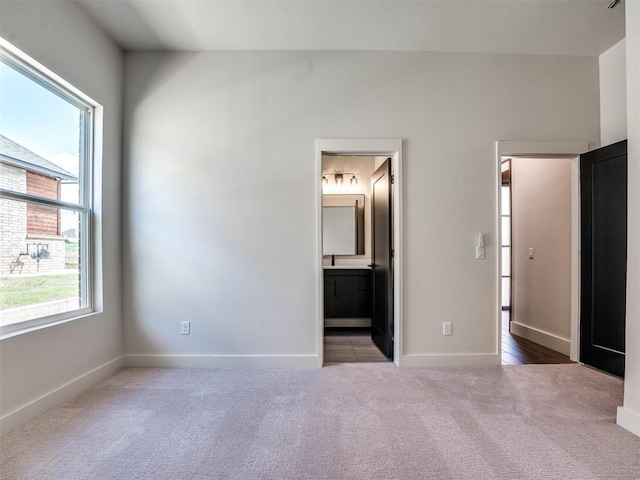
[496,141,588,363]
[316,139,403,367]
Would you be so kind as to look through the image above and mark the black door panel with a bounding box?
[580,140,627,377]
[371,159,393,360]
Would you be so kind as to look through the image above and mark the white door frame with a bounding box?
[496,141,588,362]
[316,139,403,366]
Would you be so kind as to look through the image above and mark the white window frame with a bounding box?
[0,40,97,336]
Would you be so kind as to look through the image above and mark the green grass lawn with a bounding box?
[65,241,79,269]
[0,274,79,310]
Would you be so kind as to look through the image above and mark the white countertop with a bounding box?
[323,265,371,269]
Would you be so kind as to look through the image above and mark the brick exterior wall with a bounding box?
[1,163,66,275]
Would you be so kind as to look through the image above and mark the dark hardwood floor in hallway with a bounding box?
[502,311,573,365]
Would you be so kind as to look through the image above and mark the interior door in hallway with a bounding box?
[371,158,393,359]
[580,140,627,377]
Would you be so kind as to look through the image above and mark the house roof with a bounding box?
[0,134,77,181]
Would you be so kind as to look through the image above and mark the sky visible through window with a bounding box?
[0,61,81,179]
[1,61,83,234]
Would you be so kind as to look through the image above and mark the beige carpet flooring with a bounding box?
[2,364,639,479]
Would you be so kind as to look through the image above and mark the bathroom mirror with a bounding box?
[322,194,365,256]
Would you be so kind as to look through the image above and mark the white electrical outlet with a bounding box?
[181,321,190,335]
[443,322,452,336]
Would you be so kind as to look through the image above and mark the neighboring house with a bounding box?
[0,134,77,274]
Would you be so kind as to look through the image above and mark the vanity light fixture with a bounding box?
[322,172,358,186]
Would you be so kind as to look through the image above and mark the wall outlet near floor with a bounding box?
[443,322,452,336]
[181,321,190,335]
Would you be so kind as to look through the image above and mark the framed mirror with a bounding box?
[322,194,365,256]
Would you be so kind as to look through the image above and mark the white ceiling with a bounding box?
[76,0,626,56]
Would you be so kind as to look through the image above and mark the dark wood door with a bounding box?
[580,140,627,377]
[371,158,393,359]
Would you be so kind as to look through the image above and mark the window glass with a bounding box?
[0,200,87,326]
[501,216,510,246]
[502,246,511,277]
[0,62,84,205]
[0,46,93,332]
[502,278,511,308]
[501,185,510,215]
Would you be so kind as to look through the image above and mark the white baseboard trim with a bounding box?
[0,356,124,437]
[399,353,500,367]
[125,354,320,368]
[510,322,571,356]
[617,406,640,437]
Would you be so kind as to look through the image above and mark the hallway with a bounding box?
[502,311,573,365]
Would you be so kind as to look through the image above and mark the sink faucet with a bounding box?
[331,254,335,266]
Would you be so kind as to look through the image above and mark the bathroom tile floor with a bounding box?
[323,327,391,365]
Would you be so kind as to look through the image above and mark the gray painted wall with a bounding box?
[599,39,627,147]
[122,51,599,365]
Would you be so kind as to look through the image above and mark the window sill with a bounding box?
[0,307,96,340]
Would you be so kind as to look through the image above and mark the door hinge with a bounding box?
[390,248,395,258]
[390,174,395,184]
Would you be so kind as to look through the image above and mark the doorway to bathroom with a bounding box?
[322,155,389,364]
[316,139,403,366]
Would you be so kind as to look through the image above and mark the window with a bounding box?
[0,42,95,334]
[501,159,511,310]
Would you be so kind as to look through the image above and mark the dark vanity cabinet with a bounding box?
[324,268,372,318]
